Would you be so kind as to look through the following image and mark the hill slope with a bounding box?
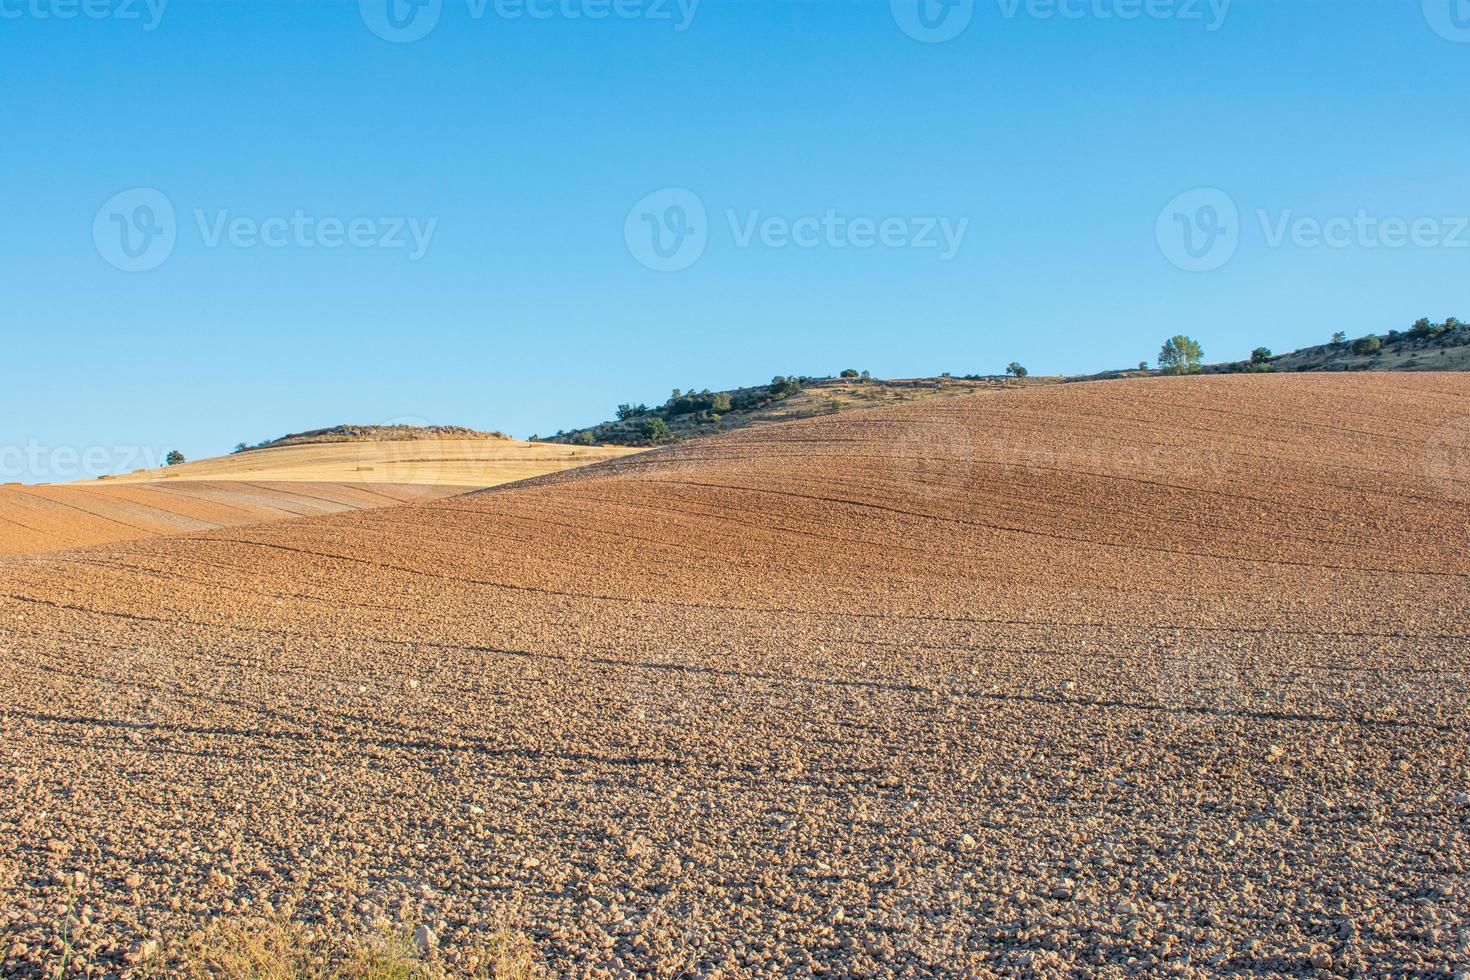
[101,434,638,485]
[0,481,462,558]
[545,373,1047,446]
[1206,318,1470,374]
[1,435,640,556]
[2,375,1468,976]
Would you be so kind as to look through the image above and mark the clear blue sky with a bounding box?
[4,0,1468,480]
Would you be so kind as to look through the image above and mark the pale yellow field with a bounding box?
[91,438,642,487]
[0,439,642,556]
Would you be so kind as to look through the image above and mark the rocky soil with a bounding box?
[1,374,1468,977]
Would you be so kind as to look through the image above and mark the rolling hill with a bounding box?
[2,374,1467,975]
[1206,317,1470,374]
[544,373,1049,446]
[0,432,640,556]
[99,431,638,486]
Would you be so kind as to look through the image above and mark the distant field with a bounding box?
[0,481,462,557]
[95,437,641,487]
[0,437,641,556]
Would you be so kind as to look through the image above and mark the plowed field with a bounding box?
[2,375,1467,977]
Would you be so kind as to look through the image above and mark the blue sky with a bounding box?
[3,0,1468,480]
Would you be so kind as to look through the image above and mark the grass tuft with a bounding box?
[154,916,538,979]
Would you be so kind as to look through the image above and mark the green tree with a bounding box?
[641,417,670,441]
[165,450,186,466]
[1138,361,1149,371]
[1352,335,1382,356]
[1158,336,1204,375]
[1331,331,1347,345]
[1005,362,1028,378]
[839,368,860,379]
[615,403,648,421]
[1250,347,1272,365]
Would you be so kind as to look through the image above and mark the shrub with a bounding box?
[1241,355,1273,373]
[169,916,538,979]
[1352,335,1382,356]
[165,450,186,466]
[642,417,670,441]
[768,376,802,397]
[666,389,730,416]
[1158,336,1204,375]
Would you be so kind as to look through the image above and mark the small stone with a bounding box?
[125,939,158,963]
[413,924,437,949]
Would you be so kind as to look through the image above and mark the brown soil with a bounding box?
[0,482,463,558]
[2,374,1468,977]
